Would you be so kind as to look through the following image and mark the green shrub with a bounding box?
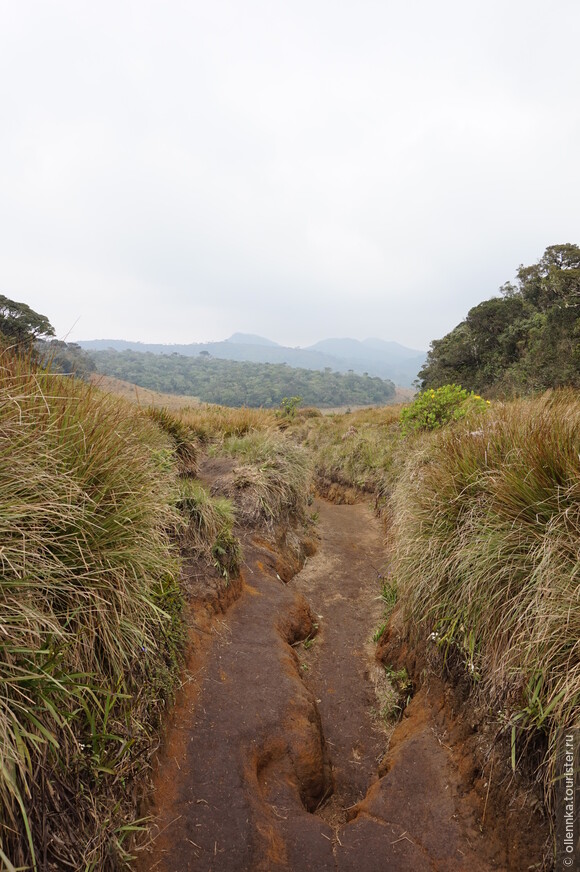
[399,384,489,433]
[277,395,302,419]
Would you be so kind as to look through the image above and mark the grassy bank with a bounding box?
[0,356,316,869]
[4,351,576,865]
[296,390,580,837]
[391,392,580,796]
[295,406,401,504]
[0,353,189,870]
[214,430,311,526]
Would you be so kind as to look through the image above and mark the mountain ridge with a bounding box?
[78,335,426,387]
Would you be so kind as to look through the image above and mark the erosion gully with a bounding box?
[134,499,509,872]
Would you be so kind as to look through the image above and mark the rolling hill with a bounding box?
[78,334,426,387]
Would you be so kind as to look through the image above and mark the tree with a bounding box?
[0,295,55,351]
[36,339,96,380]
[86,349,396,407]
[418,244,580,394]
[418,323,478,390]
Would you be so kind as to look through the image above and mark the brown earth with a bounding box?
[90,373,201,409]
[134,497,548,872]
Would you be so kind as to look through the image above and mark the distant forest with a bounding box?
[88,349,396,407]
[419,243,580,395]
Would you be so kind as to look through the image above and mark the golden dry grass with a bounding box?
[390,391,580,809]
[90,372,202,410]
[0,352,185,870]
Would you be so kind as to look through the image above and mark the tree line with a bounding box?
[0,294,95,378]
[419,243,580,394]
[88,349,396,408]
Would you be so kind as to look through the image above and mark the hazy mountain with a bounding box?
[78,335,426,386]
[306,337,426,386]
[226,333,280,347]
[308,337,425,359]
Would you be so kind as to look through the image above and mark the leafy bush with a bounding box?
[399,384,489,433]
[277,395,302,419]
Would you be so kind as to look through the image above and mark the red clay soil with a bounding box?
[134,498,547,872]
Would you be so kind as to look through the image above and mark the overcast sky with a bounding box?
[1,0,579,350]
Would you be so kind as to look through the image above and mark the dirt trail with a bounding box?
[136,499,508,872]
[288,500,390,813]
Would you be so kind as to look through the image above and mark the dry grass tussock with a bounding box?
[145,403,306,540]
[177,479,241,579]
[0,352,186,870]
[390,391,580,806]
[293,405,403,501]
[172,404,276,443]
[214,431,312,526]
[146,406,199,475]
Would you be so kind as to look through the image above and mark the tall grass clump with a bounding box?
[0,351,184,870]
[146,406,199,475]
[175,404,275,443]
[296,407,402,500]
[216,431,312,525]
[391,391,580,805]
[178,480,241,578]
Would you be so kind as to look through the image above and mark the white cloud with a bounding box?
[0,0,579,351]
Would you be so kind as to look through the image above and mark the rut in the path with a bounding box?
[135,499,506,872]
[288,500,392,814]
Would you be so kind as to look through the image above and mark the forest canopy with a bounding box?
[0,295,54,350]
[88,349,396,408]
[0,295,95,378]
[419,243,580,394]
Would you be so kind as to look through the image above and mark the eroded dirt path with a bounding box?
[136,499,508,871]
[289,500,390,813]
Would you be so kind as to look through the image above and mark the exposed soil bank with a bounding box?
[135,498,545,871]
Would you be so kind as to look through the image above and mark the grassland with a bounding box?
[0,352,185,870]
[2,352,578,868]
[89,373,202,410]
[0,352,310,870]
